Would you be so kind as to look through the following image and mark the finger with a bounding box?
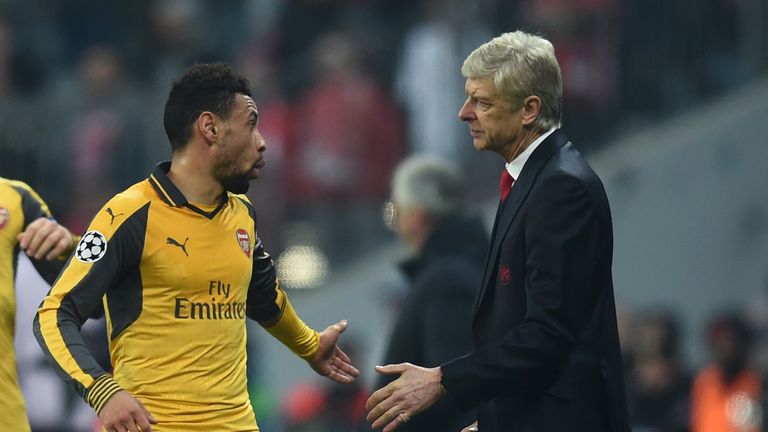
[45,233,72,260]
[36,227,67,260]
[17,218,43,248]
[329,361,358,383]
[372,404,407,431]
[139,401,158,425]
[135,415,153,432]
[331,319,348,334]
[327,368,355,384]
[366,388,398,422]
[366,385,393,412]
[17,232,28,249]
[23,220,55,256]
[334,345,353,364]
[333,349,360,376]
[375,363,408,376]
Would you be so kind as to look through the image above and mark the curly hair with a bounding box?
[163,63,251,150]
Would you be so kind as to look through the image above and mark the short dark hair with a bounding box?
[163,63,251,150]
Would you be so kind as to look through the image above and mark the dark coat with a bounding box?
[441,130,630,432]
[377,214,489,432]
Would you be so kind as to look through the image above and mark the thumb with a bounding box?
[375,363,408,375]
[331,319,348,334]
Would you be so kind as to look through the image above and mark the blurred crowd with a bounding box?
[1,0,766,266]
[3,0,768,431]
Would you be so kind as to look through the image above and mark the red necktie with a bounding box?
[500,170,514,202]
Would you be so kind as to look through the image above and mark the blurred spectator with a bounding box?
[628,310,692,432]
[522,0,619,151]
[287,32,403,262]
[372,155,486,431]
[237,46,294,253]
[54,45,146,232]
[394,0,490,161]
[691,313,762,432]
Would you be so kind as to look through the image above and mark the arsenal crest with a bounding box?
[0,207,8,230]
[236,228,251,258]
[498,265,512,286]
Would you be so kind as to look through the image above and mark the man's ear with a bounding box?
[197,111,218,144]
[520,96,541,126]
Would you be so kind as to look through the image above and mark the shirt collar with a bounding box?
[505,127,556,180]
[149,161,187,207]
[148,161,228,219]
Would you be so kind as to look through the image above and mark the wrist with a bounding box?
[86,374,124,414]
[434,366,447,398]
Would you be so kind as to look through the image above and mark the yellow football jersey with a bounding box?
[0,178,66,432]
[35,163,319,431]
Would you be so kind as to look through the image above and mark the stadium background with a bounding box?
[2,0,768,430]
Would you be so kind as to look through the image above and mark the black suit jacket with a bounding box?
[441,130,630,432]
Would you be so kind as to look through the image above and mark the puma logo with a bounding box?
[106,208,124,225]
[166,236,189,257]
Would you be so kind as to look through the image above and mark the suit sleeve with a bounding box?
[441,173,607,408]
[420,266,479,367]
[33,199,148,414]
[240,197,319,360]
[11,181,72,284]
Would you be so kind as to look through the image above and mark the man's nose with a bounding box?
[458,100,475,121]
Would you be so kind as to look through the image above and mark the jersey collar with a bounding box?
[148,161,227,219]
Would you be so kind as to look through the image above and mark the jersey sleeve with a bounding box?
[33,195,149,414]
[10,180,73,284]
[11,180,53,222]
[237,196,319,360]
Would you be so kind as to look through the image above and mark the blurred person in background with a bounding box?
[394,0,490,161]
[1,178,78,431]
[288,32,403,264]
[33,63,359,432]
[691,312,762,432]
[236,46,294,254]
[366,30,629,432]
[372,155,487,431]
[56,45,146,233]
[627,310,691,432]
[521,0,619,151]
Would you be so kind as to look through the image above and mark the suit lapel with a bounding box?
[473,130,569,316]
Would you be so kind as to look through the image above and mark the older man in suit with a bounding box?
[366,31,630,432]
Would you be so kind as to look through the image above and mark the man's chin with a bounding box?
[472,138,489,151]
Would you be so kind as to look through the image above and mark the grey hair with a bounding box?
[462,31,562,131]
[391,155,463,218]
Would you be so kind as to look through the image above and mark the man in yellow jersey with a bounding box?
[1,178,78,431]
[34,63,360,432]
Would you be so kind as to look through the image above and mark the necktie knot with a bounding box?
[500,170,514,202]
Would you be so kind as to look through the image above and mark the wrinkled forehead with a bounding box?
[464,77,497,97]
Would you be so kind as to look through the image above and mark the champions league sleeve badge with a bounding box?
[76,231,108,263]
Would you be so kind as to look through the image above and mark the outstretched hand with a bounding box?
[307,319,360,384]
[366,363,445,432]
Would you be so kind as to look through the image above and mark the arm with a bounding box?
[10,181,77,283]
[367,174,607,430]
[440,173,607,407]
[241,198,358,383]
[33,200,155,430]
